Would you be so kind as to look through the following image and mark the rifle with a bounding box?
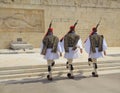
[84,18,102,43]
[60,20,78,42]
[44,20,53,37]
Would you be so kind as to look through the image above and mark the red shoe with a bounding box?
[67,73,74,79]
[92,72,99,77]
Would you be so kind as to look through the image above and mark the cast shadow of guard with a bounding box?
[2,71,91,85]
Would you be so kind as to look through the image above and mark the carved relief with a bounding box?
[0,0,12,4]
[0,8,45,32]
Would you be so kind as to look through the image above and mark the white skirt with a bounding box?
[89,48,104,59]
[44,49,59,60]
[64,47,81,59]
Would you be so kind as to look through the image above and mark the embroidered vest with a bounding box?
[89,34,104,53]
[41,35,59,54]
[64,33,80,52]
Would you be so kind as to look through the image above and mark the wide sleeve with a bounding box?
[84,37,91,54]
[40,42,43,53]
[76,38,83,49]
[59,40,65,52]
[57,41,63,53]
[102,38,107,51]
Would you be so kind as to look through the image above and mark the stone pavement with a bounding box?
[0,47,119,82]
[0,47,120,68]
[0,73,120,93]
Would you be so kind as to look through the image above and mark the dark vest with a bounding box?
[41,35,59,54]
[89,34,104,53]
[64,33,80,52]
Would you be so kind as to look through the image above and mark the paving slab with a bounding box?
[0,47,119,68]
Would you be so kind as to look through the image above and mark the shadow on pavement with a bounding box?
[1,73,92,85]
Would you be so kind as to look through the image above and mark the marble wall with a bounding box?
[0,0,120,48]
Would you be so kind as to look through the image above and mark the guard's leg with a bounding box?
[92,58,98,77]
[67,59,74,79]
[66,61,69,68]
[51,60,55,66]
[47,60,53,80]
[88,58,92,66]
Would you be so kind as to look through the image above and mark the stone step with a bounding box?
[0,66,120,80]
[0,60,119,71]
[0,62,120,75]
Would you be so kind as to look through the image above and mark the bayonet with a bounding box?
[49,20,53,28]
[74,20,78,27]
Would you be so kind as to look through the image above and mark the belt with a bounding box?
[68,44,74,47]
[47,46,53,48]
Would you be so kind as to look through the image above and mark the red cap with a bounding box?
[90,27,97,35]
[92,27,97,32]
[70,26,75,30]
[43,28,53,39]
[48,28,53,32]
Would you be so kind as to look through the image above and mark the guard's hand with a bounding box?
[60,53,62,56]
[80,49,83,54]
[72,47,77,50]
[104,51,106,56]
